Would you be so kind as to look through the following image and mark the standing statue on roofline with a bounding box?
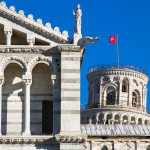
[73,4,82,35]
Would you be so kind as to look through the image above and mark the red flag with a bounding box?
[109,35,117,44]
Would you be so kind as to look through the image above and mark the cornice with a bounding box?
[0,45,81,53]
[0,135,86,144]
[87,69,148,83]
[0,2,69,43]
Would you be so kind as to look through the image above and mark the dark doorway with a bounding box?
[42,101,53,134]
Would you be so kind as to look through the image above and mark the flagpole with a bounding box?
[116,33,119,68]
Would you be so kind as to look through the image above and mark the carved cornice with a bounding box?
[55,135,87,143]
[0,135,87,144]
[0,45,81,53]
[87,69,148,83]
[57,45,81,52]
[0,2,69,43]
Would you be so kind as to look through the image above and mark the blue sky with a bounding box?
[3,0,150,107]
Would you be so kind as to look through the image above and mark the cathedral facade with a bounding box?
[0,1,150,150]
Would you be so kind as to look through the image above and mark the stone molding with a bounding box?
[0,135,86,144]
[0,45,81,53]
[57,45,80,52]
[0,2,69,42]
[55,135,87,143]
[87,69,148,82]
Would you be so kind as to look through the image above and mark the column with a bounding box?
[99,81,102,107]
[128,83,132,107]
[27,34,35,46]
[118,80,122,105]
[0,76,4,136]
[22,75,32,136]
[4,27,12,46]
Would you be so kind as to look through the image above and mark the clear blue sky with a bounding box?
[3,0,150,107]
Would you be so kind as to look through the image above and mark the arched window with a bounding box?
[101,145,108,150]
[122,79,129,92]
[147,145,150,150]
[106,87,116,105]
[132,92,137,107]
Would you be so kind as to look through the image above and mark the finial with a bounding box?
[9,6,16,12]
[27,14,34,21]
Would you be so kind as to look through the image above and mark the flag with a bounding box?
[109,35,117,44]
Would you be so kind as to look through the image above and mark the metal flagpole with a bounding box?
[116,33,119,68]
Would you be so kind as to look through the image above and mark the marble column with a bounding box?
[22,75,32,136]
[0,76,4,136]
[4,27,12,46]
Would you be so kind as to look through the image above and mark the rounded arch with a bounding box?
[0,56,27,73]
[27,56,55,74]
[122,78,129,92]
[130,116,136,124]
[114,114,120,124]
[138,118,142,124]
[132,89,141,108]
[101,145,108,150]
[146,145,150,150]
[122,115,128,124]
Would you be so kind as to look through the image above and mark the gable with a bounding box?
[0,1,70,46]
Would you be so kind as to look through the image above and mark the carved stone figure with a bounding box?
[78,36,99,48]
[73,4,82,35]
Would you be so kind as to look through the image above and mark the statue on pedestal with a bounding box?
[73,4,82,35]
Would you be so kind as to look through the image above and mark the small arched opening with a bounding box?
[106,87,116,105]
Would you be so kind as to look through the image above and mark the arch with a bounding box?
[122,115,128,124]
[146,145,150,150]
[98,113,104,124]
[105,113,112,124]
[92,115,96,124]
[145,119,149,125]
[132,89,141,108]
[138,118,142,124]
[122,78,129,92]
[114,114,120,124]
[2,63,24,135]
[27,56,55,74]
[0,56,27,73]
[131,116,136,124]
[100,76,110,84]
[106,86,116,105]
[101,145,108,150]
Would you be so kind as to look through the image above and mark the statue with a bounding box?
[73,4,82,35]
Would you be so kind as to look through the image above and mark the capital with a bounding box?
[27,34,35,46]
[0,75,4,86]
[4,26,12,37]
[22,75,32,85]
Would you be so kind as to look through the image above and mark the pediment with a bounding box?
[0,1,70,46]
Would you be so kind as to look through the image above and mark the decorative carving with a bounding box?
[73,4,82,35]
[9,6,16,12]
[45,22,52,29]
[55,135,86,143]
[0,1,69,41]
[57,46,80,52]
[62,30,69,37]
[18,10,25,17]
[27,14,34,21]
[0,1,7,8]
[78,36,99,48]
[36,18,43,25]
[22,79,32,85]
[27,56,53,73]
[54,27,61,34]
[0,56,27,72]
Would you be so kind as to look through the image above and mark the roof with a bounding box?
[0,1,69,43]
[81,124,150,136]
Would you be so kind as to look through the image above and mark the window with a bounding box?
[132,92,137,107]
[107,89,115,105]
[122,79,129,92]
